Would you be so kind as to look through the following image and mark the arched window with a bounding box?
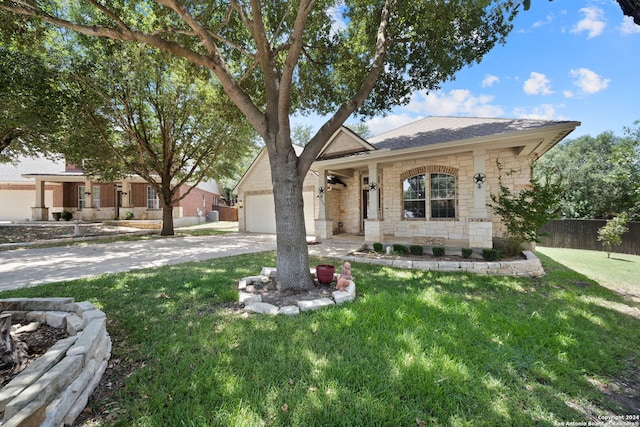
[430,173,456,218]
[403,174,426,219]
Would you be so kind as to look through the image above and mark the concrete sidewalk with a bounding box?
[0,230,362,291]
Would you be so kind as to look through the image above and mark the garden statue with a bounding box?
[336,261,352,291]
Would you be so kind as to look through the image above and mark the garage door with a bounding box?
[245,192,315,235]
[0,189,54,221]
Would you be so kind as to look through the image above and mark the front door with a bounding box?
[361,189,369,233]
[116,190,122,219]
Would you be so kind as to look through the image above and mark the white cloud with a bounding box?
[620,16,640,34]
[569,68,610,94]
[512,104,561,120]
[366,88,506,135]
[571,7,606,38]
[523,72,553,95]
[482,74,500,88]
[366,114,421,137]
[532,13,555,29]
[404,89,504,117]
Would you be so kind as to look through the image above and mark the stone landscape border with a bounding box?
[339,250,545,277]
[0,298,111,427]
[239,267,356,316]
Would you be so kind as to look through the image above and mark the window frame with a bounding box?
[92,185,101,209]
[78,186,86,210]
[402,174,427,219]
[147,186,160,210]
[429,173,456,219]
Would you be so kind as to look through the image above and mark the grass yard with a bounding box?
[537,246,640,298]
[1,251,639,426]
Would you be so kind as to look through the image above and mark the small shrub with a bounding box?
[597,213,629,258]
[482,248,499,261]
[432,246,445,257]
[60,210,73,221]
[461,248,473,259]
[125,211,135,220]
[393,244,408,254]
[409,245,423,256]
[373,242,384,253]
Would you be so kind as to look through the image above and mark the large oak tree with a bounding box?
[62,44,256,235]
[1,0,523,290]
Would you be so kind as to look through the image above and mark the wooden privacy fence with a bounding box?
[539,219,640,255]
[211,205,238,222]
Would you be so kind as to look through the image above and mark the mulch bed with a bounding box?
[1,323,70,388]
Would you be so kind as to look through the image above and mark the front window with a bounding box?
[430,173,456,218]
[147,186,160,209]
[93,186,101,209]
[403,174,426,219]
[78,186,86,210]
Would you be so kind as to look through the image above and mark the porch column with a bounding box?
[315,169,333,241]
[364,163,384,243]
[469,149,492,248]
[121,181,132,208]
[82,181,95,221]
[31,178,49,221]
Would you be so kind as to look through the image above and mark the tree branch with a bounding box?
[298,0,398,174]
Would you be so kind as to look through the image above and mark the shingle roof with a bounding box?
[368,116,578,151]
[0,156,65,182]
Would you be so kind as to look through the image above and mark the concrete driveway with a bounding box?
[0,229,362,291]
[0,233,279,291]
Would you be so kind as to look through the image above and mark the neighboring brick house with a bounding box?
[235,116,580,248]
[0,157,227,225]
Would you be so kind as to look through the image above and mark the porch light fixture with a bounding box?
[317,186,325,204]
[369,182,377,191]
[84,191,91,196]
[121,192,128,196]
[473,173,486,189]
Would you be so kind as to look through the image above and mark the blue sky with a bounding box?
[293,0,640,140]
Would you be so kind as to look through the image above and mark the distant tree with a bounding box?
[291,124,313,147]
[63,46,257,235]
[345,122,371,139]
[597,213,629,258]
[536,127,640,220]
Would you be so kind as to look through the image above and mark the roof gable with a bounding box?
[317,126,375,160]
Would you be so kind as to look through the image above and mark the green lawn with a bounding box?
[1,251,638,426]
[537,246,640,295]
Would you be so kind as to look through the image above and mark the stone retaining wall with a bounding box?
[0,298,111,427]
[340,250,545,277]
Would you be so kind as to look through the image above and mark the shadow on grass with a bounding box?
[609,257,633,263]
[1,251,638,426]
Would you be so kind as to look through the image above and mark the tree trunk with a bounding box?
[161,202,175,236]
[0,313,28,373]
[270,148,314,292]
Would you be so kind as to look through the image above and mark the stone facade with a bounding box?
[234,118,580,248]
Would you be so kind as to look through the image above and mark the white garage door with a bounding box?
[0,189,54,221]
[245,192,315,235]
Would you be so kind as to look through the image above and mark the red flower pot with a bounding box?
[316,264,336,285]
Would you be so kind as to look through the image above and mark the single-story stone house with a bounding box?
[235,116,580,248]
[0,156,227,225]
